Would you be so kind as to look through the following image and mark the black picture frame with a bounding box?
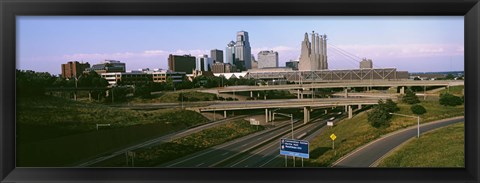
[1,0,479,182]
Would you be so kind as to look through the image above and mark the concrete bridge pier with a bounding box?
[250,91,253,98]
[265,108,269,123]
[423,86,427,100]
[304,106,310,124]
[348,105,353,119]
[297,89,301,99]
[269,110,272,122]
[400,86,405,94]
[344,88,348,98]
[358,104,362,110]
[345,105,348,112]
[224,110,227,119]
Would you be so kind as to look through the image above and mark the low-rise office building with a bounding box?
[61,61,90,79]
[101,69,185,86]
[86,60,126,74]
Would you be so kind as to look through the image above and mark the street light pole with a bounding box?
[390,112,421,138]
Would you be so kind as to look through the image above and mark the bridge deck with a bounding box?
[197,98,395,112]
[217,80,463,93]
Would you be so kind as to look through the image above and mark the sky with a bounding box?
[17,16,464,75]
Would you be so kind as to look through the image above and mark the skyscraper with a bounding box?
[225,41,236,65]
[197,54,213,71]
[299,31,328,71]
[210,49,224,63]
[257,50,279,68]
[234,31,252,71]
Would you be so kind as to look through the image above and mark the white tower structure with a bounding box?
[299,31,328,71]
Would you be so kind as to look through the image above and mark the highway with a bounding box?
[332,116,464,167]
[160,119,302,167]
[76,114,249,167]
[217,80,464,93]
[222,115,340,168]
[197,98,392,111]
[160,111,341,168]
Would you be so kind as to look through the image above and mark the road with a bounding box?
[160,119,301,167]
[76,114,249,167]
[332,116,464,167]
[161,111,342,168]
[222,115,340,168]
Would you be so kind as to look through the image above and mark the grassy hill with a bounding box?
[378,122,464,167]
[17,96,209,167]
[306,100,464,167]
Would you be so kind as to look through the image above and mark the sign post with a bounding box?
[330,133,337,155]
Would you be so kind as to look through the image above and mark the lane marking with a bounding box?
[222,152,229,156]
[228,124,316,167]
[196,163,205,167]
[165,120,291,167]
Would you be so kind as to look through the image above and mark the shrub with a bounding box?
[401,88,420,104]
[411,104,427,115]
[135,86,152,99]
[439,93,463,106]
[367,100,392,128]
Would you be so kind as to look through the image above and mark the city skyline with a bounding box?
[17,16,464,75]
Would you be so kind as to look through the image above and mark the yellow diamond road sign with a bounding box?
[330,134,337,141]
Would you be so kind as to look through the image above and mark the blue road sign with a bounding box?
[280,138,309,159]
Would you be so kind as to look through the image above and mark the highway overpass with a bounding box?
[193,98,394,124]
[217,80,464,94]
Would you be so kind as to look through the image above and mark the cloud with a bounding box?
[330,43,463,59]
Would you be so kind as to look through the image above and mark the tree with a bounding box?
[135,86,152,99]
[165,77,174,90]
[367,100,393,128]
[16,70,56,97]
[411,104,427,115]
[384,99,400,113]
[445,74,455,80]
[107,87,129,103]
[401,88,420,104]
[439,93,463,106]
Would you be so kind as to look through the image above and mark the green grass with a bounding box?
[439,85,464,96]
[132,91,217,103]
[91,120,264,167]
[306,100,464,167]
[16,96,209,167]
[378,122,464,167]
